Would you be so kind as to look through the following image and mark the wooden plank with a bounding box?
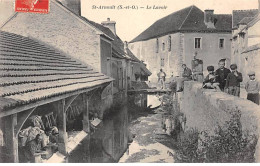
[0,83,110,118]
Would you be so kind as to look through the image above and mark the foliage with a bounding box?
[174,108,258,163]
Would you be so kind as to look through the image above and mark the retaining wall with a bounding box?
[181,81,260,162]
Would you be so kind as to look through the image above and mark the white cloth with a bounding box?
[42,133,50,147]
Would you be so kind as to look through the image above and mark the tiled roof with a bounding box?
[130,5,232,42]
[238,17,255,25]
[79,16,151,76]
[232,9,258,28]
[0,31,113,111]
[126,48,151,76]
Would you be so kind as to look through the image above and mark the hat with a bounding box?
[219,59,226,63]
[248,71,255,76]
[230,64,237,70]
[207,66,214,71]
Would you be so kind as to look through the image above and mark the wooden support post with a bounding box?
[82,93,90,133]
[4,114,18,163]
[57,99,68,155]
[97,89,104,120]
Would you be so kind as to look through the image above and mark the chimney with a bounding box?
[59,0,81,16]
[124,41,128,53]
[101,18,116,35]
[204,9,215,29]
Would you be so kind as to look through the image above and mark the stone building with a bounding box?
[231,7,259,83]
[129,5,232,82]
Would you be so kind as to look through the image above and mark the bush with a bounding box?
[174,109,258,163]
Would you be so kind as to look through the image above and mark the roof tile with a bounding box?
[0,31,113,111]
[232,9,258,28]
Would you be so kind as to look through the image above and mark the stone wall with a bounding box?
[129,33,183,82]
[129,32,231,83]
[181,81,260,161]
[183,32,231,75]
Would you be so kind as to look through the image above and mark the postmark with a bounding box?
[15,0,49,14]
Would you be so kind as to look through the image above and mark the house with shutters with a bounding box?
[129,5,232,82]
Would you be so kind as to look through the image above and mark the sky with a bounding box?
[81,0,259,42]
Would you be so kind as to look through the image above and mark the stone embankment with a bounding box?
[180,81,260,162]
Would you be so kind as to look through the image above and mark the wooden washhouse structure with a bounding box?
[0,31,113,162]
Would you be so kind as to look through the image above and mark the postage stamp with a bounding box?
[15,0,49,14]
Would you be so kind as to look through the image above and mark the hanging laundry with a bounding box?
[18,126,44,146]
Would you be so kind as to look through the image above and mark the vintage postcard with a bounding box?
[0,0,260,164]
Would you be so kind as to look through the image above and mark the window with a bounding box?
[162,43,165,51]
[219,38,224,49]
[195,38,201,49]
[168,35,171,51]
[161,58,164,67]
[156,38,159,53]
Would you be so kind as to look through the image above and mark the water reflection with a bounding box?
[147,95,161,108]
[67,94,162,163]
[68,105,129,163]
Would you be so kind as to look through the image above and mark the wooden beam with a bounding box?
[4,114,19,163]
[56,99,68,156]
[14,107,37,137]
[64,94,79,113]
[0,83,110,118]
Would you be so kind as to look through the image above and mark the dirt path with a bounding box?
[119,108,176,163]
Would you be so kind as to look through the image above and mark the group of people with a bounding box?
[19,115,59,163]
[23,127,58,162]
[158,56,259,105]
[179,59,259,105]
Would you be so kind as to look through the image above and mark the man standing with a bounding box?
[215,59,231,91]
[157,69,166,89]
[177,64,192,92]
[191,52,204,83]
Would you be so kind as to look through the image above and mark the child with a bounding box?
[225,64,243,96]
[245,71,259,105]
[203,66,221,91]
